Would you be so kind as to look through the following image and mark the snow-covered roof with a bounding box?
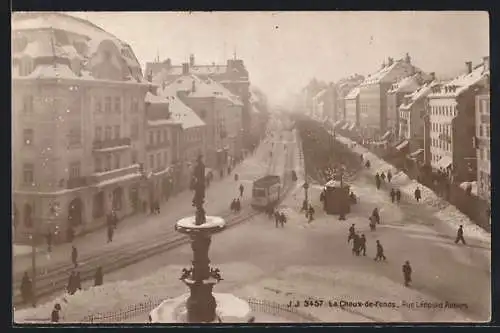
[387,73,428,94]
[12,12,145,82]
[151,63,228,85]
[161,74,243,106]
[399,80,440,110]
[23,63,77,79]
[145,91,168,104]
[428,63,489,98]
[313,89,327,100]
[361,59,421,86]
[344,87,360,100]
[160,93,206,129]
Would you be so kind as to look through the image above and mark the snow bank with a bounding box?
[336,136,490,242]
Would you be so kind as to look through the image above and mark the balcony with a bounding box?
[93,138,132,152]
[89,164,141,187]
[66,176,89,189]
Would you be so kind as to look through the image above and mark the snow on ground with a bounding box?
[336,136,490,242]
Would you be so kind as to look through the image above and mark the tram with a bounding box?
[251,175,281,209]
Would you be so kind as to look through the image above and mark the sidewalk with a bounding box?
[13,139,275,277]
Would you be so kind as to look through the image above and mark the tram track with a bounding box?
[14,128,298,310]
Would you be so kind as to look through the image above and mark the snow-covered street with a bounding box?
[15,124,490,323]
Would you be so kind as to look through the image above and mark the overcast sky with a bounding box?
[70,11,489,106]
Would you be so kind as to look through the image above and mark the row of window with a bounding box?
[148,129,170,146]
[149,151,169,170]
[95,125,122,141]
[479,99,490,114]
[431,138,451,151]
[94,96,139,114]
[95,153,123,172]
[23,128,82,148]
[477,124,490,139]
[478,147,491,162]
[431,122,451,136]
[478,170,491,197]
[430,105,457,118]
[186,129,202,142]
[22,160,82,185]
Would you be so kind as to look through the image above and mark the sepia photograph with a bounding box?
[11,11,490,324]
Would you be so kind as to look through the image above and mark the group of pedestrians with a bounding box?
[274,210,287,228]
[230,198,242,213]
[389,188,402,204]
[347,224,386,261]
[374,170,392,190]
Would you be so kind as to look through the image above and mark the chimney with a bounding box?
[387,57,394,66]
[465,61,472,74]
[429,72,436,81]
[164,58,172,68]
[405,52,411,64]
[190,54,195,67]
[182,62,189,75]
[147,70,153,82]
[483,56,489,71]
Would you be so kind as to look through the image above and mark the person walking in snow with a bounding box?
[46,231,52,253]
[414,187,422,202]
[348,224,356,243]
[402,261,412,287]
[372,208,380,224]
[67,271,77,295]
[387,170,392,183]
[20,271,33,306]
[51,303,61,323]
[359,234,367,256]
[390,188,396,203]
[375,173,381,190]
[107,224,114,243]
[75,271,82,291]
[369,215,376,231]
[396,189,402,204]
[374,240,387,261]
[71,246,78,268]
[380,172,386,183]
[307,205,315,223]
[239,184,244,197]
[234,173,239,182]
[280,212,287,228]
[301,199,308,212]
[455,225,466,245]
[274,210,280,228]
[365,160,371,169]
[352,233,361,256]
[94,267,103,287]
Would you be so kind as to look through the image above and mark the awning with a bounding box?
[395,140,409,151]
[341,123,350,130]
[381,131,392,141]
[348,123,356,131]
[409,149,424,159]
[437,156,452,169]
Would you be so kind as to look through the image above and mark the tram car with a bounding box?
[251,175,281,210]
[321,179,351,215]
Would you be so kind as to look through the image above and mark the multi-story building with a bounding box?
[147,55,252,148]
[143,91,182,206]
[358,54,421,138]
[311,83,336,122]
[427,57,489,183]
[335,74,364,122]
[398,78,440,159]
[344,86,361,127]
[12,13,150,240]
[161,70,243,171]
[475,75,490,203]
[386,71,433,138]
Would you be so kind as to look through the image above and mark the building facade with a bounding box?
[427,58,489,183]
[12,13,150,241]
[344,87,360,126]
[358,54,420,138]
[475,79,490,203]
[335,74,364,122]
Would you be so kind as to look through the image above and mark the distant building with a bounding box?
[475,71,490,203]
[427,57,489,183]
[335,74,364,122]
[344,86,361,127]
[358,54,421,138]
[12,12,150,241]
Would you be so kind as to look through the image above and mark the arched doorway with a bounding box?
[112,187,123,211]
[68,198,83,227]
[23,203,33,228]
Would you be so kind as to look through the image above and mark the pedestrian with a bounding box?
[301,199,308,212]
[375,174,381,190]
[360,154,363,163]
[387,170,392,183]
[20,271,33,306]
[239,184,244,197]
[71,246,78,268]
[51,303,62,323]
[414,187,422,202]
[94,267,103,287]
[75,271,82,291]
[280,212,286,228]
[390,188,396,203]
[396,189,402,203]
[234,173,239,182]
[156,201,161,214]
[66,226,74,243]
[235,198,241,212]
[380,172,386,182]
[374,240,387,261]
[455,225,466,245]
[107,224,114,243]
[230,199,236,213]
[348,224,356,243]
[365,160,371,168]
[369,216,376,231]
[67,271,77,295]
[307,205,315,223]
[46,231,52,253]
[359,234,367,256]
[402,260,412,287]
[352,233,360,256]
[372,208,380,224]
[274,210,280,228]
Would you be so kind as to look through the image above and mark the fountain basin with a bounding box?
[175,216,226,235]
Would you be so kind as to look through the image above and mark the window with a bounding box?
[23,95,33,113]
[105,154,112,171]
[131,150,138,164]
[105,126,112,140]
[480,148,484,161]
[149,131,154,146]
[481,99,489,114]
[163,151,168,166]
[156,130,161,144]
[131,122,139,140]
[94,126,102,141]
[149,154,154,169]
[131,98,139,113]
[69,161,81,178]
[105,97,112,113]
[114,97,121,113]
[114,125,120,139]
[23,163,34,184]
[114,153,121,169]
[95,97,102,113]
[68,127,81,147]
[23,129,33,146]
[479,125,484,137]
[95,157,102,172]
[163,129,168,144]
[485,125,490,139]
